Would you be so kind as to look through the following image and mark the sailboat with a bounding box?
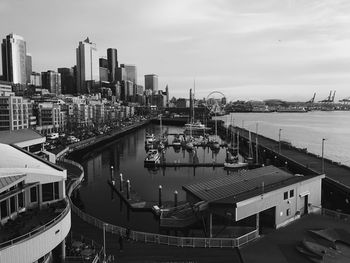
[184,83,209,136]
[224,130,248,169]
[210,115,220,152]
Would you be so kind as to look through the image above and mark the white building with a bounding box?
[0,143,70,263]
[1,34,27,85]
[76,37,100,94]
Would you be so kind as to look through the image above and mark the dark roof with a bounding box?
[0,174,25,191]
[0,129,44,145]
[182,166,307,204]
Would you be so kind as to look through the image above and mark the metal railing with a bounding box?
[70,198,258,248]
[310,205,350,222]
[0,199,71,250]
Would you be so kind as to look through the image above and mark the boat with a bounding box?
[184,121,210,136]
[145,133,156,145]
[224,131,248,169]
[172,135,182,147]
[144,149,161,164]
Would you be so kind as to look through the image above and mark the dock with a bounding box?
[154,162,224,168]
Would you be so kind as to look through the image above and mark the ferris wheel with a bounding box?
[206,91,227,115]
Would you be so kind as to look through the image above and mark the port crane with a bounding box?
[306,93,316,103]
[319,90,336,103]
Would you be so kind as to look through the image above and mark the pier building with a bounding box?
[183,166,324,234]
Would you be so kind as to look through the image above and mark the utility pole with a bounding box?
[322,138,326,174]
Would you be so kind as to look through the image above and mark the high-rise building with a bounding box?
[145,74,158,93]
[41,70,61,95]
[76,37,100,94]
[26,53,32,84]
[136,85,144,95]
[99,58,109,82]
[1,34,27,84]
[120,64,137,85]
[107,48,118,82]
[58,67,75,94]
[30,72,41,87]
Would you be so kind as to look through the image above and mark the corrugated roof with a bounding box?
[0,174,25,191]
[182,166,306,204]
[0,129,44,145]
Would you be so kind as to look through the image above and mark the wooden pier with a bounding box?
[154,162,225,168]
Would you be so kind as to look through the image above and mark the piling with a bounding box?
[158,185,162,207]
[126,180,130,200]
[120,173,123,192]
[174,190,178,207]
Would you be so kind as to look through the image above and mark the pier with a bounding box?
[217,123,350,213]
[151,162,225,168]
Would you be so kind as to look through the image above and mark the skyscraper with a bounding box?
[144,74,158,93]
[107,48,118,83]
[58,67,75,94]
[120,64,137,85]
[76,37,99,94]
[41,70,61,95]
[1,34,27,84]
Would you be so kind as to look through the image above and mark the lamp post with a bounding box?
[103,223,106,262]
[255,123,259,164]
[322,138,326,174]
[278,128,282,154]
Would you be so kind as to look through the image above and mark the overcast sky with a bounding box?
[1,0,350,101]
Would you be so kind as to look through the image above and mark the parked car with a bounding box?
[46,133,59,140]
[67,136,80,143]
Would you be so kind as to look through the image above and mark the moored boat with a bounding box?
[144,149,161,164]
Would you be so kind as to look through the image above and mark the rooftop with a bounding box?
[183,166,308,204]
[0,174,25,192]
[0,129,45,146]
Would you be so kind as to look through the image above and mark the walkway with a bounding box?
[234,126,350,188]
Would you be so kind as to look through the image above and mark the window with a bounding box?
[18,192,24,209]
[284,191,288,200]
[290,190,294,198]
[1,200,7,219]
[42,183,54,202]
[30,186,37,203]
[54,182,59,199]
[286,208,290,216]
[10,196,16,214]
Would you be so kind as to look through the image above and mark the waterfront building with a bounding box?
[183,165,324,232]
[34,102,61,134]
[76,37,99,94]
[107,48,118,82]
[152,92,166,109]
[144,74,158,93]
[0,143,70,263]
[30,72,41,87]
[0,95,31,131]
[1,34,27,85]
[58,68,75,94]
[176,98,190,108]
[41,70,61,95]
[0,128,45,153]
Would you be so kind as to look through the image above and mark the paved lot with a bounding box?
[241,214,350,263]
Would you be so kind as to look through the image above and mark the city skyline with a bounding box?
[1,0,350,101]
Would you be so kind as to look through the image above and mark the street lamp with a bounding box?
[278,128,282,154]
[322,138,326,174]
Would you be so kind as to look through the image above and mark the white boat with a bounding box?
[172,135,181,147]
[224,132,248,169]
[144,149,161,164]
[145,133,156,145]
[224,161,249,169]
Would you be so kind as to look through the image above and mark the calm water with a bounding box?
[77,111,350,232]
[78,124,234,232]
[217,111,350,166]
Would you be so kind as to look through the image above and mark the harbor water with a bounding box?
[217,111,350,166]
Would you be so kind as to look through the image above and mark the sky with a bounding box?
[1,0,350,101]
